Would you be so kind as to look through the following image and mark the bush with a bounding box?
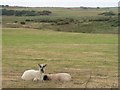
[20,22,25,25]
[39,10,52,15]
[25,19,31,22]
[97,7,100,9]
[99,11,116,16]
[2,9,52,16]
[14,21,18,23]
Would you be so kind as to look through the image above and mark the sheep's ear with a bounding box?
[44,64,47,67]
[38,64,41,67]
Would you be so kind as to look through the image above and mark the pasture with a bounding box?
[2,7,118,34]
[2,28,118,88]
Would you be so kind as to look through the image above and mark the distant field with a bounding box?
[2,7,118,34]
[3,7,118,16]
[2,28,118,88]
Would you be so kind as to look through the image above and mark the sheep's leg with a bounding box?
[33,78,38,81]
[34,77,43,81]
[40,77,43,81]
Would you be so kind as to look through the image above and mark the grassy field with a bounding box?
[2,28,118,88]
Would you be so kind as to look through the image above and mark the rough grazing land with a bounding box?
[2,28,118,88]
[2,7,118,34]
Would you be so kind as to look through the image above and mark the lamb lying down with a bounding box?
[43,73,71,82]
[21,64,47,81]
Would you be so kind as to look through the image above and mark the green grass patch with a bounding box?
[2,28,118,88]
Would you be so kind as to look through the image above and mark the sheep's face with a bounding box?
[43,75,50,80]
[38,64,47,73]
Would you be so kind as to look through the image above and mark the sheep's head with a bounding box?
[43,75,50,80]
[38,64,47,73]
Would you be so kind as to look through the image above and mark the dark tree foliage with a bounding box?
[14,21,18,23]
[1,5,9,7]
[20,22,25,24]
[38,10,52,15]
[2,9,52,16]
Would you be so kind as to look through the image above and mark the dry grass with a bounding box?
[2,28,118,88]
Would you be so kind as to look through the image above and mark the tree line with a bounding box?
[2,9,52,16]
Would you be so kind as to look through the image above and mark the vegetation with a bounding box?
[2,9,52,16]
[1,5,9,7]
[99,11,116,16]
[2,28,118,88]
[20,21,25,25]
[2,6,118,34]
[14,21,18,23]
[2,6,118,88]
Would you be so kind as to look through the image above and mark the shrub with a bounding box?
[2,9,52,16]
[97,7,100,9]
[99,11,116,16]
[20,22,25,25]
[25,19,31,22]
[38,10,52,15]
[14,21,18,23]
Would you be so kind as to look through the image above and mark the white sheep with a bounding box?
[43,73,71,82]
[21,64,47,81]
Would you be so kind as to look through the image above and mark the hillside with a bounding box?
[2,6,118,34]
